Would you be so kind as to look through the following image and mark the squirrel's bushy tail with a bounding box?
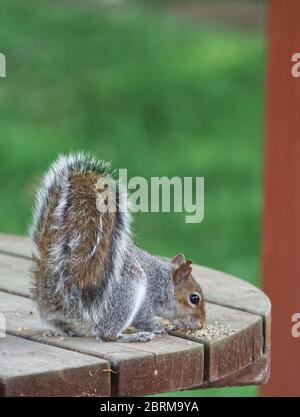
[30,152,131,299]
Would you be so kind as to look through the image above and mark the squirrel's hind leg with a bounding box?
[48,319,82,337]
[42,311,82,337]
[92,262,156,342]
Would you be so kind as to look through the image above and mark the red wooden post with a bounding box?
[262,0,300,397]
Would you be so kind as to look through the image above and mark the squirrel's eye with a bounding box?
[189,293,200,305]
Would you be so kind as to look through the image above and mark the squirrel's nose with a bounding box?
[198,320,206,330]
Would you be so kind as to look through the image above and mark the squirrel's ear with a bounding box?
[173,261,192,285]
[172,253,185,267]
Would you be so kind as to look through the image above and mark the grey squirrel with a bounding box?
[30,152,206,342]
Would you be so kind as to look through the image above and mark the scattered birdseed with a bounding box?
[157,319,177,331]
[180,322,237,340]
[155,319,237,340]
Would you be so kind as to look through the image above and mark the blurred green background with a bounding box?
[0,0,265,396]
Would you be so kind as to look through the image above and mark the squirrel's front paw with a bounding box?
[118,331,155,343]
[153,326,168,335]
[136,331,155,342]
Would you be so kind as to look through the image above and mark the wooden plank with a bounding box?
[262,0,300,397]
[0,234,32,259]
[0,241,270,386]
[0,234,270,390]
[171,302,264,382]
[195,355,270,390]
[0,286,263,386]
[0,253,31,298]
[0,291,204,396]
[0,335,110,397]
[31,335,204,397]
[0,251,271,349]
[114,337,203,396]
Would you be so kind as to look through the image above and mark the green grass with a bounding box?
[0,0,265,397]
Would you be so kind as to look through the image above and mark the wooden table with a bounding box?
[0,234,271,397]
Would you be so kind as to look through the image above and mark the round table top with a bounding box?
[0,233,271,396]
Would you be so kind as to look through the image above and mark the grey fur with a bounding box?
[30,152,202,343]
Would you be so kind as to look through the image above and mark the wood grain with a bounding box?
[0,335,110,397]
[0,234,32,259]
[0,291,204,396]
[0,253,31,297]
[191,354,270,390]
